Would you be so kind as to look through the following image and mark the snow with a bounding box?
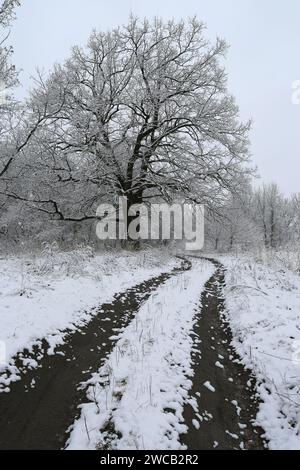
[221,253,300,450]
[226,430,239,440]
[215,361,224,369]
[192,419,200,430]
[0,248,178,390]
[67,258,215,450]
[203,381,216,393]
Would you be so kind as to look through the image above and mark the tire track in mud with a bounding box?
[181,258,266,450]
[0,257,191,450]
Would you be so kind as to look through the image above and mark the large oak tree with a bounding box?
[17,17,251,218]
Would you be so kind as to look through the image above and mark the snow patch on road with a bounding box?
[203,381,216,393]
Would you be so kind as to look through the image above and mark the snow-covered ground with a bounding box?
[0,247,178,390]
[4,245,299,450]
[220,253,300,450]
[67,258,215,450]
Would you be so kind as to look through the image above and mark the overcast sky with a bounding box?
[8,0,300,194]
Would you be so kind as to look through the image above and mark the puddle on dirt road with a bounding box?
[181,258,266,450]
[0,258,191,450]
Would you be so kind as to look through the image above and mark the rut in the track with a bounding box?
[181,258,266,450]
[0,258,191,450]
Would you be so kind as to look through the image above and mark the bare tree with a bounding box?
[250,183,293,249]
[0,0,19,90]
[0,0,19,149]
[0,0,64,184]
[14,17,252,227]
[205,182,261,252]
[0,0,19,26]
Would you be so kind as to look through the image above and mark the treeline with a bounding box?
[206,183,300,252]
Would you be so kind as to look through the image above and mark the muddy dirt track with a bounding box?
[0,256,266,450]
[0,258,191,450]
[181,258,266,450]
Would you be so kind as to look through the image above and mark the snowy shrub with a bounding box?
[30,243,96,277]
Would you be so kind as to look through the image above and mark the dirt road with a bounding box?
[181,258,266,450]
[0,259,191,450]
[0,257,266,450]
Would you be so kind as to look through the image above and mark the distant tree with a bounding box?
[250,183,293,249]
[205,182,260,252]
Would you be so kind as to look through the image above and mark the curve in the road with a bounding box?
[0,257,191,450]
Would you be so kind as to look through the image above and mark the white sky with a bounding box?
[8,0,300,194]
